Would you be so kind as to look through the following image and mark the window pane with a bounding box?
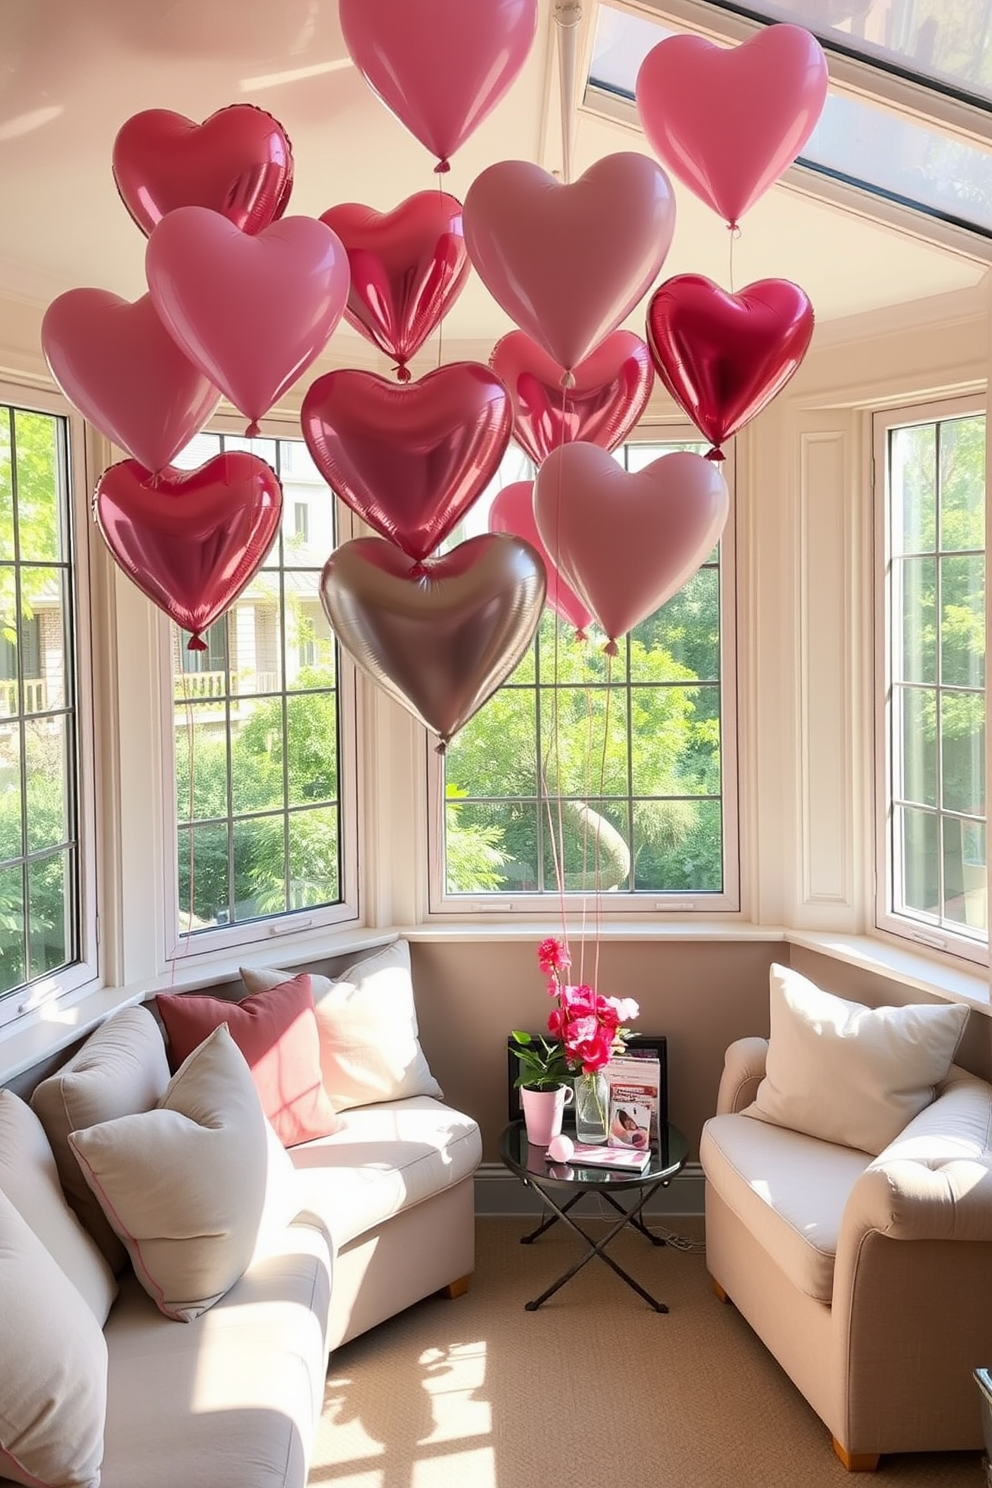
[233,815,285,919]
[285,692,338,807]
[24,716,68,854]
[177,822,229,931]
[175,701,229,822]
[447,688,538,798]
[14,412,61,562]
[0,421,12,560]
[632,567,719,681]
[940,555,985,688]
[941,693,985,816]
[547,797,631,892]
[890,425,936,554]
[897,556,936,684]
[940,417,985,551]
[0,862,25,994]
[288,805,339,908]
[896,686,937,808]
[894,803,939,916]
[446,798,539,894]
[943,816,987,931]
[28,849,68,979]
[633,798,723,893]
[0,726,23,857]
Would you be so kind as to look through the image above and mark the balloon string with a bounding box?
[171,665,198,982]
[728,223,741,295]
[593,650,615,993]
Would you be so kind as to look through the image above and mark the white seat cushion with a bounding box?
[701,1111,872,1302]
[288,1096,481,1250]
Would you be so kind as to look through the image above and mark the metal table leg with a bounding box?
[519,1179,669,1312]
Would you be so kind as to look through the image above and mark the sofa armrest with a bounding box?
[716,1037,768,1115]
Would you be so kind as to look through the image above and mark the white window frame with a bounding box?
[426,425,740,918]
[0,382,99,1030]
[873,393,988,967]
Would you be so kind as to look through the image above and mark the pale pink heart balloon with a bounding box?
[635,24,828,229]
[533,443,729,649]
[320,533,546,748]
[488,480,592,638]
[339,0,538,171]
[41,289,221,475]
[301,363,511,564]
[463,154,675,372]
[145,206,350,435]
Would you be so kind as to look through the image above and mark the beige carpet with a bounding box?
[309,1217,987,1488]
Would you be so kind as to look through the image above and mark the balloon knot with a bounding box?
[435,738,448,756]
[434,159,451,175]
[560,371,576,389]
[705,446,726,462]
[409,560,429,579]
[394,363,412,383]
[245,420,261,438]
[574,629,588,643]
[187,635,208,652]
[604,639,619,657]
[727,221,741,237]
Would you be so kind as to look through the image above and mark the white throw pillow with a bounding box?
[31,1004,172,1272]
[745,963,970,1154]
[240,938,443,1112]
[0,1187,107,1488]
[68,1024,275,1321]
[0,1088,117,1325]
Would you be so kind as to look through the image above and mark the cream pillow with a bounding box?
[0,1187,107,1488]
[31,1004,171,1271]
[68,1024,273,1321]
[0,1089,117,1325]
[240,938,443,1112]
[745,963,970,1154]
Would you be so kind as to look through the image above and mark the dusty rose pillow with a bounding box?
[156,973,341,1148]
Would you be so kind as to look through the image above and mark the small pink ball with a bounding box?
[547,1133,574,1162]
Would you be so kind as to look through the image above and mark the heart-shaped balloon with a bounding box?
[146,207,350,435]
[646,275,814,456]
[533,443,729,648]
[320,533,546,747]
[94,452,282,647]
[41,289,221,475]
[464,154,675,372]
[113,104,294,236]
[301,364,511,563]
[320,192,469,376]
[489,480,592,638]
[490,330,653,465]
[635,24,828,228]
[338,0,538,170]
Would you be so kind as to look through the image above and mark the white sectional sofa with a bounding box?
[0,938,481,1488]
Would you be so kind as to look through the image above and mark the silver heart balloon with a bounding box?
[320,533,546,747]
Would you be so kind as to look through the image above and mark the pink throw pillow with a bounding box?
[156,974,342,1148]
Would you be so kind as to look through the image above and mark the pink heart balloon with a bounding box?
[338,0,538,171]
[489,480,592,638]
[41,289,221,475]
[635,24,828,229]
[320,533,546,747]
[533,443,729,649]
[94,452,282,647]
[301,364,512,563]
[490,329,654,465]
[464,154,675,372]
[320,192,469,376]
[113,104,294,236]
[646,275,814,457]
[145,207,350,435]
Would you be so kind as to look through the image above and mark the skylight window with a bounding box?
[587,4,992,237]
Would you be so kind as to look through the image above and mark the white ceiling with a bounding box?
[0,0,987,367]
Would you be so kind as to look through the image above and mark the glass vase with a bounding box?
[574,1069,610,1145]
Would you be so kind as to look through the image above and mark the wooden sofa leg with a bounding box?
[439,1274,471,1300]
[832,1438,880,1472]
[711,1277,731,1303]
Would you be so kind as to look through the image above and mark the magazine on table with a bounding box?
[604,1053,662,1149]
[565,1140,651,1172]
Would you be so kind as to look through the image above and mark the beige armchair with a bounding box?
[700,1037,992,1471]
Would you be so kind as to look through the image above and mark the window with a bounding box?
[875,400,986,962]
[429,437,737,912]
[0,396,92,1017]
[170,429,356,947]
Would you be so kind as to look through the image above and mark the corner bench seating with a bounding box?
[0,937,482,1488]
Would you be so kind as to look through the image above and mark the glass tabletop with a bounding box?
[499,1119,688,1190]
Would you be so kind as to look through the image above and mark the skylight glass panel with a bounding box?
[587,5,992,235]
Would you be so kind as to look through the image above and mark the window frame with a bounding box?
[0,380,99,1030]
[425,424,740,919]
[872,392,988,967]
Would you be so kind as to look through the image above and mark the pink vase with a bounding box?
[521,1084,574,1147]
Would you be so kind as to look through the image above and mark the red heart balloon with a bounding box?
[646,275,814,457]
[490,330,654,466]
[488,480,592,638]
[320,192,470,377]
[41,289,221,475]
[94,453,282,647]
[113,104,294,236]
[301,364,512,563]
[320,533,545,747]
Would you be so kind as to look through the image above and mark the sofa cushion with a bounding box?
[240,938,443,1113]
[744,963,969,1154]
[288,1095,482,1249]
[701,1110,872,1302]
[156,973,342,1148]
[30,1004,172,1271]
[68,1025,277,1322]
[0,1187,108,1488]
[0,1089,117,1325]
